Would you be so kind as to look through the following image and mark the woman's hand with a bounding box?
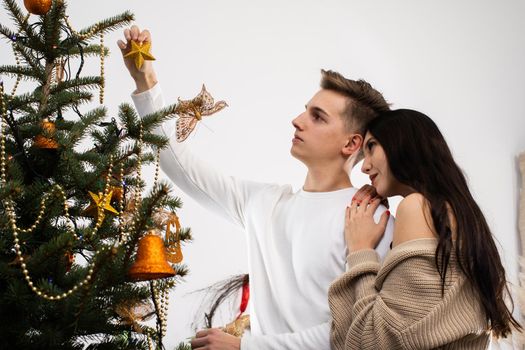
[345,197,390,253]
[353,184,389,208]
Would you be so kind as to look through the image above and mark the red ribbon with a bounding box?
[236,277,250,319]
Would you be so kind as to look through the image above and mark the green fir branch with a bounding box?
[51,76,103,94]
[0,22,17,41]
[61,11,134,48]
[66,44,109,59]
[12,43,45,79]
[140,103,180,133]
[61,106,106,148]
[41,0,67,62]
[3,0,33,36]
[0,64,41,82]
[39,90,93,118]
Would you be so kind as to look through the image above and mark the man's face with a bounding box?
[291,89,353,167]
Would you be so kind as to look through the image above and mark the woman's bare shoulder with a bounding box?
[393,193,437,247]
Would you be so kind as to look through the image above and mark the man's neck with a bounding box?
[303,166,353,192]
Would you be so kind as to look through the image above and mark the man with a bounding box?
[118,26,393,350]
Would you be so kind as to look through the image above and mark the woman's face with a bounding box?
[361,132,401,197]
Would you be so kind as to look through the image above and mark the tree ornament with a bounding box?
[101,171,124,203]
[123,40,155,70]
[65,251,74,272]
[175,85,228,142]
[84,190,119,221]
[128,231,176,281]
[24,0,52,15]
[33,118,59,149]
[165,213,183,263]
[152,209,184,263]
[115,300,155,333]
[223,315,250,337]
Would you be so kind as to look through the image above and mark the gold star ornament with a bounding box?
[84,191,119,221]
[124,40,156,69]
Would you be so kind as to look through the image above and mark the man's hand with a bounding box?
[117,25,158,93]
[191,328,241,350]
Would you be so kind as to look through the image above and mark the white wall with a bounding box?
[2,0,525,348]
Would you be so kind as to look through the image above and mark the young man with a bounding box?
[118,26,393,350]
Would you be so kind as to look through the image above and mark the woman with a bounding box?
[329,109,521,349]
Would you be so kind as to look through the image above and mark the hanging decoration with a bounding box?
[115,300,156,333]
[152,209,184,264]
[123,40,155,70]
[128,231,176,281]
[33,118,59,149]
[175,85,228,142]
[84,190,119,221]
[23,0,52,15]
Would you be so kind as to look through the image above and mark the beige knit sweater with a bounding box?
[328,238,489,350]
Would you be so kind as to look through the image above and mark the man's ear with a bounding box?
[342,134,363,156]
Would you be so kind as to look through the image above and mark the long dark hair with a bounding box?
[366,109,520,337]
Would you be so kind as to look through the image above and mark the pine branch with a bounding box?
[140,103,180,133]
[3,0,32,36]
[41,0,67,61]
[39,90,93,118]
[0,22,17,41]
[12,43,45,79]
[62,106,106,148]
[0,64,41,82]
[61,12,134,47]
[51,76,103,95]
[66,44,108,58]
[174,343,192,350]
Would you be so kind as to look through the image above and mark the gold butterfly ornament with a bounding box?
[175,85,228,142]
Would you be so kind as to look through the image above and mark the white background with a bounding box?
[1,0,525,348]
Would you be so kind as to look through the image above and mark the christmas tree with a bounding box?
[0,0,192,348]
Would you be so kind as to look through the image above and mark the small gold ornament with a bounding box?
[152,210,184,263]
[84,190,119,221]
[65,251,74,272]
[24,0,52,15]
[33,118,59,149]
[110,186,123,203]
[55,59,65,83]
[128,232,176,281]
[165,213,183,263]
[223,315,250,337]
[175,85,228,142]
[124,40,155,70]
[101,171,124,203]
[115,300,155,333]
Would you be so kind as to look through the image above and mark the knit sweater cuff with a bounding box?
[345,249,380,273]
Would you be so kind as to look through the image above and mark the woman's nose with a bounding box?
[361,157,371,174]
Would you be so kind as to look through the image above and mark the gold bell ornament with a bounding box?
[128,230,176,281]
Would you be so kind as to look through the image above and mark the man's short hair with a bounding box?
[320,69,390,136]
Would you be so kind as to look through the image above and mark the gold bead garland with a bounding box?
[99,33,105,104]
[9,15,29,98]
[64,15,99,41]
[147,334,154,350]
[152,280,169,337]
